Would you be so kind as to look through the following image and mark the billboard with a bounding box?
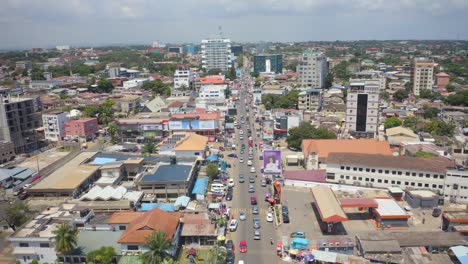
[262,120,274,140]
[169,119,218,130]
[263,150,282,175]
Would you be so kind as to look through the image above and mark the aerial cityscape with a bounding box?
[0,1,468,264]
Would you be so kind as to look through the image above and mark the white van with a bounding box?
[211,183,225,193]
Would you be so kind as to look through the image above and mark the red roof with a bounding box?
[168,101,184,108]
[200,76,226,84]
[283,170,326,183]
[338,198,378,208]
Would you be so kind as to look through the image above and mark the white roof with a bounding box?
[311,250,338,262]
[375,199,408,217]
[80,185,141,201]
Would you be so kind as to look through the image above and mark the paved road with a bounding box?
[227,64,279,263]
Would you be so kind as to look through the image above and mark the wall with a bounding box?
[10,238,56,264]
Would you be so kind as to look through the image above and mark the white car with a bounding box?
[247,160,252,166]
[239,130,244,135]
[266,212,274,222]
[239,157,244,163]
[229,219,238,232]
[250,167,256,173]
[229,178,235,187]
[239,211,247,221]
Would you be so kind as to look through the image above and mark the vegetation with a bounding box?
[403,116,421,131]
[141,231,175,264]
[384,117,402,129]
[419,89,440,100]
[81,99,115,125]
[286,122,336,149]
[261,90,299,110]
[107,122,119,144]
[53,222,78,254]
[142,141,156,155]
[332,61,352,81]
[142,80,171,96]
[86,246,116,264]
[393,89,409,102]
[445,90,468,106]
[90,78,114,93]
[205,163,219,180]
[423,107,441,119]
[415,150,437,158]
[2,202,30,231]
[424,120,455,137]
[379,90,390,101]
[325,73,334,88]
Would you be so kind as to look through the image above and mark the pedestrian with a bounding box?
[270,237,274,245]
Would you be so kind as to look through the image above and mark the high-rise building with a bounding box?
[297,50,328,88]
[201,38,232,71]
[0,95,42,153]
[346,82,379,138]
[173,65,193,90]
[42,112,69,142]
[412,58,434,96]
[253,55,283,74]
[231,45,243,56]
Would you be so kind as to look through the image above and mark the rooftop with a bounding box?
[311,186,348,222]
[74,230,124,255]
[29,152,99,192]
[174,134,209,151]
[302,139,393,159]
[373,199,409,218]
[66,117,97,123]
[390,231,467,247]
[327,153,454,173]
[283,170,326,183]
[140,164,193,183]
[356,232,401,254]
[407,190,438,198]
[107,212,145,224]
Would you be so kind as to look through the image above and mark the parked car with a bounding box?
[282,214,290,223]
[248,184,255,193]
[18,192,29,200]
[239,240,248,253]
[282,205,289,216]
[227,153,238,158]
[229,219,238,232]
[249,176,255,183]
[261,179,267,187]
[239,211,247,221]
[432,208,442,217]
[239,157,244,163]
[239,175,245,183]
[250,167,255,173]
[229,178,235,187]
[226,191,233,201]
[266,212,274,222]
[290,231,306,238]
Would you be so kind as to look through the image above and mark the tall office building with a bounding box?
[253,55,283,74]
[0,95,42,153]
[297,50,328,88]
[201,38,232,71]
[345,81,379,138]
[412,58,434,96]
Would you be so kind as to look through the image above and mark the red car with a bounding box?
[250,196,257,205]
[239,240,247,253]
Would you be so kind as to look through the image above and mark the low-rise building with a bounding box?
[298,89,322,112]
[159,133,208,157]
[169,112,221,142]
[42,112,69,142]
[116,117,169,142]
[64,118,98,141]
[0,141,15,164]
[174,65,193,89]
[445,169,468,204]
[114,95,140,113]
[385,126,420,146]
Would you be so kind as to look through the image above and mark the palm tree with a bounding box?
[52,222,78,255]
[142,141,156,156]
[107,122,119,143]
[141,231,175,264]
[162,259,180,264]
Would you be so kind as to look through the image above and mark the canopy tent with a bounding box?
[174,196,190,208]
[291,238,309,250]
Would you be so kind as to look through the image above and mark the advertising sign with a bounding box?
[262,120,274,140]
[263,150,282,175]
[169,119,217,130]
[169,121,183,130]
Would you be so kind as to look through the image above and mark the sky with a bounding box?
[1,0,468,49]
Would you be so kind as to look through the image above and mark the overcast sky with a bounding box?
[1,0,468,49]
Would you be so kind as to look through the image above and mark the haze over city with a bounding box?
[2,0,468,49]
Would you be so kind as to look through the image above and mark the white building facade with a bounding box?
[199,84,227,99]
[444,169,468,204]
[201,38,232,71]
[297,50,328,88]
[42,112,69,141]
[173,66,193,90]
[346,82,379,138]
[413,58,434,96]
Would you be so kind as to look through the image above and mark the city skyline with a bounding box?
[1,0,468,49]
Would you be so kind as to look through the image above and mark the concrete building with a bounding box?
[435,72,450,89]
[169,112,221,142]
[253,54,283,74]
[412,58,434,96]
[349,77,386,91]
[298,89,322,111]
[346,81,380,138]
[201,38,232,71]
[0,141,15,164]
[15,61,32,70]
[159,133,208,157]
[173,65,193,90]
[444,169,468,204]
[116,117,169,142]
[64,118,98,141]
[0,95,42,153]
[42,112,69,142]
[230,45,243,56]
[199,84,227,99]
[297,50,328,88]
[326,153,454,193]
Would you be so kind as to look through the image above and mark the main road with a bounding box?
[226,61,279,263]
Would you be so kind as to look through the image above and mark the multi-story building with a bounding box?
[444,169,468,204]
[270,109,303,138]
[349,77,386,91]
[298,89,322,111]
[15,61,32,71]
[64,118,98,141]
[0,141,15,164]
[345,81,379,138]
[201,38,232,71]
[297,50,328,88]
[0,95,42,153]
[253,55,283,74]
[173,66,193,90]
[42,112,69,142]
[412,58,434,96]
[199,84,227,99]
[169,112,221,142]
[116,117,169,142]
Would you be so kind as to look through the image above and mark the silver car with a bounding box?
[254,230,261,240]
[248,184,255,193]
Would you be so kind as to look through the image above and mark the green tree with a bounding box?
[393,89,409,102]
[31,68,45,80]
[384,117,402,129]
[29,260,39,264]
[59,93,69,100]
[205,163,219,180]
[333,61,351,80]
[414,150,437,158]
[107,122,119,144]
[379,91,390,101]
[286,122,336,149]
[445,84,456,92]
[53,222,78,255]
[2,202,29,231]
[403,116,419,131]
[162,259,179,264]
[142,141,156,155]
[86,246,116,264]
[424,120,455,137]
[250,72,259,78]
[140,231,175,264]
[92,78,114,93]
[423,107,441,119]
[142,80,171,96]
[225,67,236,80]
[206,68,222,76]
[446,90,468,106]
[324,73,334,89]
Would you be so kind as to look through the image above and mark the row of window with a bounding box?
[19,242,50,248]
[338,175,443,189]
[339,166,444,179]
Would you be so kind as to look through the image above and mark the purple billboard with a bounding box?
[263,150,282,175]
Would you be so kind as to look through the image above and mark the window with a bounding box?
[384,180,388,184]
[340,175,345,179]
[385,170,389,174]
[39,243,49,248]
[419,173,423,177]
[397,171,402,175]
[424,184,429,188]
[432,184,437,188]
[433,175,438,179]
[358,177,362,181]
[358,168,363,171]
[397,181,401,185]
[119,225,126,230]
[346,166,350,170]
[365,178,370,182]
[391,181,395,184]
[378,170,383,173]
[19,243,29,247]
[366,168,370,172]
[353,167,357,171]
[127,245,139,250]
[405,182,409,186]
[378,179,382,183]
[418,183,423,187]
[340,166,345,170]
[412,172,416,176]
[440,175,444,179]
[353,176,357,180]
[345,176,350,180]
[411,182,415,186]
[327,173,335,180]
[371,169,376,173]
[426,174,430,178]
[392,171,396,175]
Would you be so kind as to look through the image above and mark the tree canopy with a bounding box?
[2,202,29,231]
[141,80,171,96]
[424,120,455,137]
[261,90,299,110]
[141,231,175,264]
[393,89,409,102]
[53,222,78,254]
[384,117,402,129]
[205,163,219,180]
[87,246,116,264]
[445,90,468,106]
[423,107,441,119]
[286,122,336,149]
[142,141,156,155]
[90,78,114,93]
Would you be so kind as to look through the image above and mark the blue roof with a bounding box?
[451,246,468,264]
[91,157,117,165]
[174,196,190,208]
[92,152,197,164]
[206,155,219,162]
[192,177,208,195]
[140,202,175,212]
[12,169,35,180]
[291,238,310,249]
[0,167,35,182]
[140,164,193,182]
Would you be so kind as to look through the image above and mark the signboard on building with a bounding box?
[169,119,218,131]
[140,124,163,131]
[262,120,274,140]
[263,150,282,175]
